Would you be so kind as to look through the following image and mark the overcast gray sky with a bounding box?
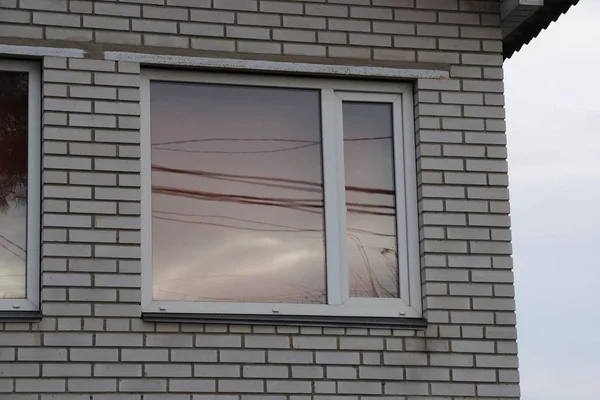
[504,1,600,398]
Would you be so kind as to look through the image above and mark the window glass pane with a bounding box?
[151,81,326,304]
[0,71,28,299]
[343,101,399,298]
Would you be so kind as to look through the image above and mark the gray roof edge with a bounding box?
[502,0,580,59]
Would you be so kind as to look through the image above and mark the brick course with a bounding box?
[0,0,518,398]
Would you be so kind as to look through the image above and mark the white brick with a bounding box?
[220,350,265,363]
[431,383,475,396]
[338,381,382,394]
[15,379,65,393]
[267,380,312,393]
[291,366,322,379]
[478,384,520,397]
[293,337,337,349]
[18,348,67,361]
[245,336,290,349]
[119,379,168,392]
[217,380,261,393]
[145,364,192,377]
[44,363,90,377]
[33,11,80,26]
[315,352,359,365]
[340,337,383,350]
[195,364,240,378]
[269,350,312,364]
[385,381,429,395]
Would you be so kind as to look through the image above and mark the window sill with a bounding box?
[0,310,42,322]
[142,312,427,329]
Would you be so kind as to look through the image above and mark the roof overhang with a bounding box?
[502,0,580,59]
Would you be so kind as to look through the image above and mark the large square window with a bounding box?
[141,71,420,322]
[0,60,40,313]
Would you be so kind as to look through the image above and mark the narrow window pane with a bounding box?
[0,71,28,299]
[151,82,326,304]
[343,102,399,298]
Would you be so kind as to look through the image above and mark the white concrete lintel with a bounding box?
[104,51,449,80]
[0,44,85,59]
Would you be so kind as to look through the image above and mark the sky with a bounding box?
[504,1,600,399]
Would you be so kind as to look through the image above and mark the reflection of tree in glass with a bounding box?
[0,72,28,213]
[349,243,399,298]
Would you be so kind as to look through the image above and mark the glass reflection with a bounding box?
[0,71,28,299]
[343,102,399,298]
[151,82,326,304]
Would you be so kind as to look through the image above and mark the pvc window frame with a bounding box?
[140,69,421,321]
[0,60,41,313]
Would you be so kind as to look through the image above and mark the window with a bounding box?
[141,70,420,321]
[0,60,40,313]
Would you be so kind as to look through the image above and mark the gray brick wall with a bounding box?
[0,0,520,398]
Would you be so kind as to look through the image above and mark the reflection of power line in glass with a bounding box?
[151,136,391,154]
[153,185,394,217]
[0,233,25,252]
[152,165,395,216]
[154,215,321,234]
[154,211,319,232]
[0,241,24,261]
[153,143,317,154]
[152,164,394,195]
[151,136,390,146]
[154,210,394,238]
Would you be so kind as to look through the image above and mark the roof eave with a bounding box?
[502,0,580,59]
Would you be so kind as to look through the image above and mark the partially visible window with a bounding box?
[0,60,40,312]
[141,71,420,320]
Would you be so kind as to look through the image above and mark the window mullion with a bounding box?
[321,89,348,306]
[140,73,153,310]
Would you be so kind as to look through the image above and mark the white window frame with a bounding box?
[141,69,421,319]
[0,60,41,312]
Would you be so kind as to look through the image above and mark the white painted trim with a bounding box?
[140,70,422,319]
[321,89,344,306]
[392,95,410,307]
[145,300,421,319]
[140,72,153,310]
[332,91,349,305]
[0,44,85,59]
[106,51,449,80]
[0,60,41,311]
[400,86,421,315]
[335,92,400,103]
[143,69,413,93]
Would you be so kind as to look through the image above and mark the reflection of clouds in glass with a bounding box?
[343,102,399,298]
[150,82,327,304]
[0,205,27,299]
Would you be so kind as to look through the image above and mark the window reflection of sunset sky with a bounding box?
[150,82,401,303]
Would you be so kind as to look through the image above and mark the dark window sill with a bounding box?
[0,311,42,322]
[142,312,427,329]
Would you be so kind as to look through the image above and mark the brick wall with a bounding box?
[0,0,520,398]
